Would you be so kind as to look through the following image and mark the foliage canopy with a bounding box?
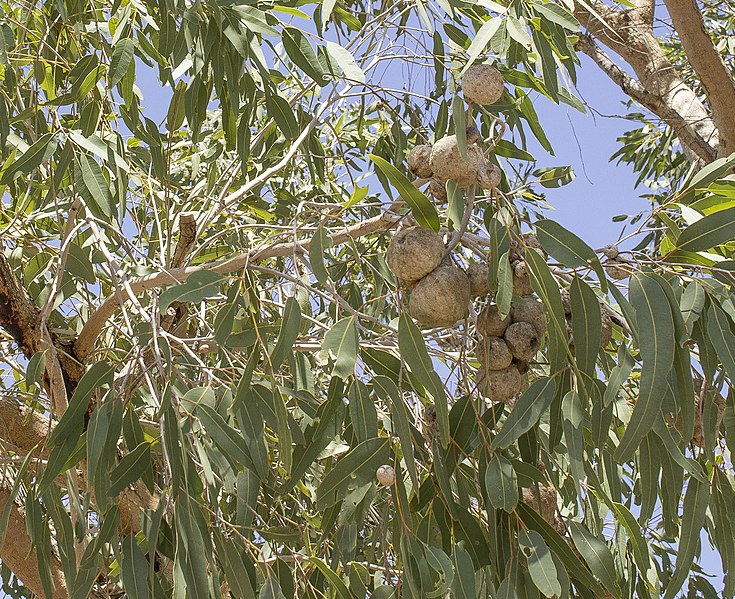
[1,0,735,598]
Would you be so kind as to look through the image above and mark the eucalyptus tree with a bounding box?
[0,0,734,597]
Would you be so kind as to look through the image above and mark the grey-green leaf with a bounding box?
[614,273,675,462]
[518,530,561,598]
[569,522,620,598]
[534,220,606,291]
[322,316,358,379]
[485,454,518,512]
[493,376,556,449]
[370,154,439,231]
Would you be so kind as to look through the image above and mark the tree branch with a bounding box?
[0,253,85,392]
[663,0,735,156]
[576,35,717,163]
[0,485,68,599]
[74,209,403,361]
[573,1,720,161]
[0,394,155,534]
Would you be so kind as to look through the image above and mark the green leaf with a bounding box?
[75,153,116,220]
[322,316,358,379]
[517,503,603,594]
[493,376,557,449]
[214,533,257,599]
[270,296,302,370]
[121,534,150,599]
[609,502,651,577]
[707,302,735,383]
[677,205,735,252]
[485,454,518,512]
[463,19,503,72]
[25,350,46,389]
[569,522,620,598]
[525,250,567,374]
[265,90,298,140]
[235,383,269,480]
[534,3,579,30]
[493,139,535,161]
[534,220,606,292]
[159,271,226,313]
[196,404,254,472]
[533,166,575,188]
[662,476,711,599]
[451,545,476,599]
[562,391,585,486]
[325,41,366,83]
[310,225,332,285]
[496,251,513,319]
[259,577,287,599]
[676,152,735,204]
[282,27,327,85]
[0,133,56,184]
[398,313,449,447]
[316,437,389,510]
[308,558,351,599]
[518,530,561,598]
[372,376,418,488]
[348,381,377,443]
[569,276,601,375]
[614,273,675,462]
[452,96,468,160]
[109,38,135,88]
[370,154,439,231]
[49,362,114,447]
[108,442,152,498]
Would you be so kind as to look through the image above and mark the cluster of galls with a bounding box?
[475,234,548,403]
[387,226,472,328]
[406,64,504,202]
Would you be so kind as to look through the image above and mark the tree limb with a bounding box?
[663,0,735,156]
[576,35,717,163]
[573,1,720,161]
[74,209,403,361]
[0,485,68,599]
[0,253,85,392]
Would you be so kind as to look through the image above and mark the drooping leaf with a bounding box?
[569,522,620,598]
[518,530,561,598]
[370,154,439,231]
[270,296,301,370]
[615,273,675,462]
[398,313,449,447]
[485,454,518,512]
[322,316,358,379]
[662,476,711,599]
[535,220,606,291]
[493,376,557,449]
